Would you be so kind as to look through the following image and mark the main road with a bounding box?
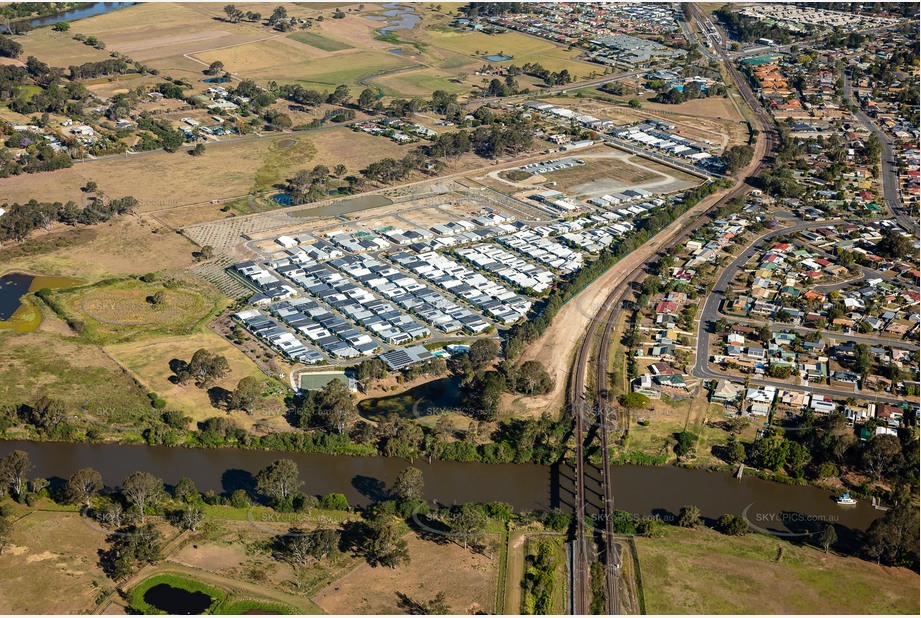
[842,73,917,233]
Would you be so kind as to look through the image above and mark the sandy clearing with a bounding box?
[169,543,248,572]
[313,532,498,614]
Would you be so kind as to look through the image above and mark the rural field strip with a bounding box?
[182,34,279,73]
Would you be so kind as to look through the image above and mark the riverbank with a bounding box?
[0,438,886,537]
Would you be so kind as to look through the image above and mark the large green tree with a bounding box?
[256,459,302,504]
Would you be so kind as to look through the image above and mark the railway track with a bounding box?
[566,20,778,612]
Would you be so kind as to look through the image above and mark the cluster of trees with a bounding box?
[136,115,186,152]
[720,144,755,174]
[653,81,724,105]
[169,348,230,388]
[452,340,554,419]
[0,137,72,176]
[460,2,536,18]
[484,75,520,98]
[282,165,339,202]
[0,35,22,59]
[0,2,71,20]
[874,228,913,259]
[0,396,74,441]
[222,4,261,23]
[728,411,918,497]
[759,165,806,199]
[73,32,106,50]
[67,58,134,80]
[277,83,337,108]
[524,539,559,613]
[354,357,449,392]
[0,196,136,243]
[510,62,572,87]
[290,379,359,436]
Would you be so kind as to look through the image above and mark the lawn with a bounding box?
[16,27,113,67]
[371,67,471,97]
[287,31,353,52]
[104,329,284,422]
[636,526,920,614]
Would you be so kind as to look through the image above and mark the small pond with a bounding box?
[143,583,213,615]
[0,272,82,331]
[484,54,513,62]
[286,194,394,218]
[377,2,422,34]
[358,376,462,421]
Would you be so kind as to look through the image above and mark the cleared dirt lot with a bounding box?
[313,531,499,614]
[0,510,110,614]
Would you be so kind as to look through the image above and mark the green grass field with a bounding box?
[0,324,151,420]
[287,31,354,52]
[418,29,597,77]
[637,526,920,614]
[371,67,470,97]
[193,40,410,88]
[45,275,224,346]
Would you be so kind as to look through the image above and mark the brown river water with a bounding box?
[0,440,882,544]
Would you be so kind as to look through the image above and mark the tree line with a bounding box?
[0,195,137,244]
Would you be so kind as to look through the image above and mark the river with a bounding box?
[0,2,135,32]
[0,440,882,544]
